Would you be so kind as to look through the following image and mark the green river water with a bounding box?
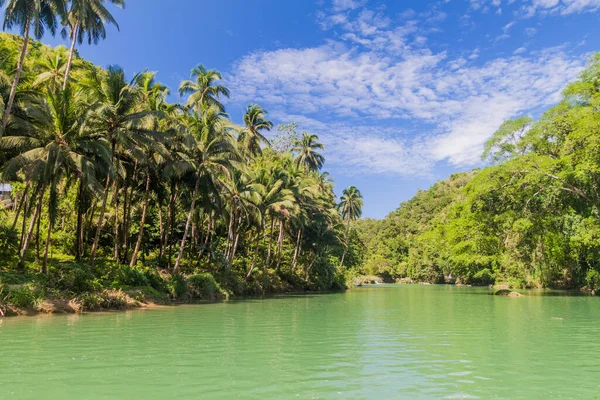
[1,284,599,399]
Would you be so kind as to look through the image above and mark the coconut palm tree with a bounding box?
[32,48,69,88]
[338,185,363,267]
[178,65,229,112]
[128,71,170,267]
[221,170,261,267]
[292,132,325,172]
[0,84,109,270]
[61,0,124,88]
[173,105,237,272]
[1,0,67,129]
[84,65,153,266]
[238,104,272,156]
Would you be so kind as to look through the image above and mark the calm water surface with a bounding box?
[1,285,600,399]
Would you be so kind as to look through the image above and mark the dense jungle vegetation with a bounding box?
[0,0,365,315]
[355,53,600,293]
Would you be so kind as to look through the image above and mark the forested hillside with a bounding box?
[0,28,362,315]
[356,54,600,292]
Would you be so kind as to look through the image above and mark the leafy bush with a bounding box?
[187,273,227,301]
[52,263,101,294]
[0,225,19,266]
[79,289,137,311]
[472,268,495,286]
[104,264,168,292]
[167,274,187,300]
[5,283,44,308]
[585,269,600,293]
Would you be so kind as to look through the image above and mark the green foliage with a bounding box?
[585,269,600,293]
[167,274,188,300]
[355,53,600,290]
[0,31,353,303]
[472,268,495,286]
[0,225,19,266]
[187,273,226,301]
[5,283,45,309]
[51,263,101,293]
[79,289,136,311]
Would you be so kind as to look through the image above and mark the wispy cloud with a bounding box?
[226,0,589,177]
[470,0,600,16]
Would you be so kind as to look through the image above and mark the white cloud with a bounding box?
[226,1,588,176]
[471,0,600,16]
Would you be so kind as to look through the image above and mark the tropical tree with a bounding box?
[173,105,237,272]
[83,65,152,266]
[1,0,67,129]
[239,104,272,156]
[178,64,229,112]
[338,185,363,267]
[1,84,109,270]
[61,0,124,88]
[292,132,325,172]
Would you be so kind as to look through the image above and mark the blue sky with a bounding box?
[16,0,600,218]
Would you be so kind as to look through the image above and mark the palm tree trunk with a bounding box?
[306,250,316,280]
[339,218,351,268]
[231,215,243,262]
[63,22,79,90]
[74,182,85,260]
[19,184,45,265]
[2,21,30,130]
[122,161,138,262]
[19,187,33,250]
[292,228,302,271]
[204,211,213,260]
[35,207,41,261]
[11,183,29,230]
[276,219,284,271]
[264,217,275,286]
[246,230,261,279]
[113,183,121,261]
[174,177,200,272]
[165,182,177,264]
[130,174,151,267]
[158,203,165,257]
[120,182,130,261]
[84,201,96,257]
[42,218,52,274]
[265,217,275,268]
[225,204,235,259]
[90,175,111,267]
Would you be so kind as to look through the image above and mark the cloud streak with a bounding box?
[226,1,589,177]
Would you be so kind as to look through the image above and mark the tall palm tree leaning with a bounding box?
[293,132,325,172]
[0,0,66,130]
[61,0,124,89]
[239,104,272,157]
[338,186,363,268]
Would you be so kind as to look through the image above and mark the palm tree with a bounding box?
[178,65,229,112]
[173,105,237,272]
[221,170,261,267]
[292,132,325,172]
[338,186,363,268]
[1,0,67,129]
[32,48,68,88]
[128,71,169,267]
[61,0,124,88]
[239,104,272,156]
[1,84,109,270]
[83,65,152,266]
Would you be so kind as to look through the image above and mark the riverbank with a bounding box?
[0,259,349,318]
